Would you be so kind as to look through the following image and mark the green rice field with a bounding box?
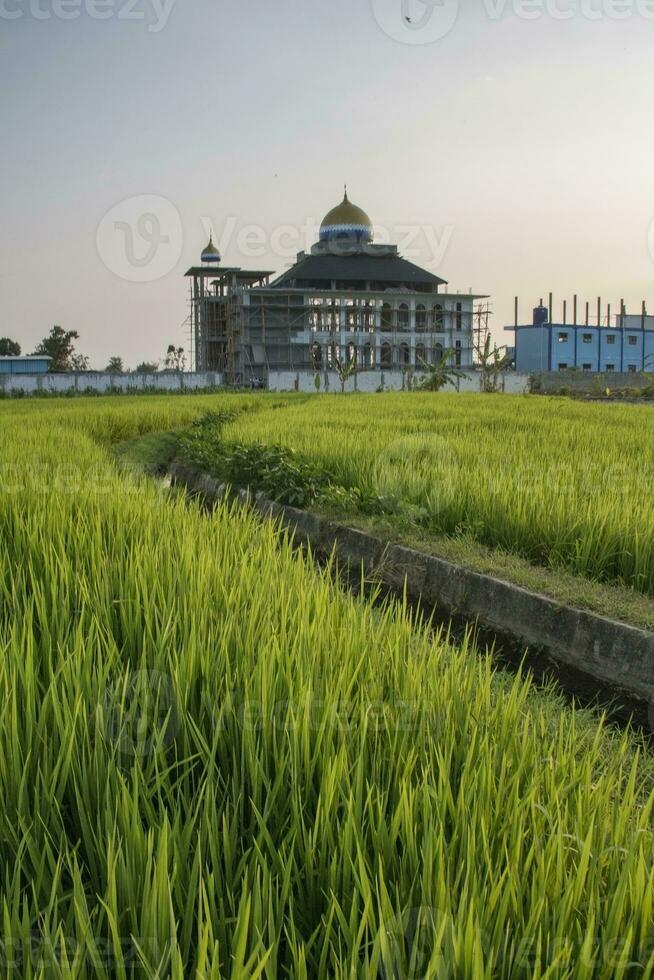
[185,393,654,596]
[1,393,654,977]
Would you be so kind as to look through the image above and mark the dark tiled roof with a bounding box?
[272,253,446,288]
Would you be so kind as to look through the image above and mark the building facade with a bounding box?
[186,192,487,385]
[508,305,654,374]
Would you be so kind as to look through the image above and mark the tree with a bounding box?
[33,325,79,372]
[136,361,159,374]
[333,348,357,393]
[165,345,186,372]
[70,353,90,372]
[416,349,467,392]
[0,338,21,356]
[475,333,513,393]
[105,357,124,375]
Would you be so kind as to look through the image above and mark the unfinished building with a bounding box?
[186,192,488,385]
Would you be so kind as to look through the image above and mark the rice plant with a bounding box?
[212,392,654,595]
[1,396,654,977]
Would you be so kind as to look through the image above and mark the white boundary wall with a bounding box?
[0,371,224,395]
[1,370,531,396]
[268,370,530,394]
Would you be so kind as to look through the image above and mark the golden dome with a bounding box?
[320,188,373,244]
[201,234,221,264]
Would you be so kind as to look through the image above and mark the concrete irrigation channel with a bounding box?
[169,460,654,731]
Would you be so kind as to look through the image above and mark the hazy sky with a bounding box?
[2,0,654,368]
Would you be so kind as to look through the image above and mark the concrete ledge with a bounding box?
[169,460,654,713]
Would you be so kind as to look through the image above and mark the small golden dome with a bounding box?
[201,234,221,264]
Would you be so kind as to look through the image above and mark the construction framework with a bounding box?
[185,189,493,385]
[186,274,490,385]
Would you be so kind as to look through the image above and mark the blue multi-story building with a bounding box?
[506,305,654,374]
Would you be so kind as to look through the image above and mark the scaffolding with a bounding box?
[187,265,488,383]
[472,301,494,365]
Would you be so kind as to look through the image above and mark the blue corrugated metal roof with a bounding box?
[0,356,51,375]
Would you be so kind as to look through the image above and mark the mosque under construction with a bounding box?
[185,191,488,385]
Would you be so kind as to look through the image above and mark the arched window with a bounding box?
[400,342,410,366]
[363,343,374,368]
[326,301,338,332]
[347,342,357,366]
[310,306,322,332]
[433,304,444,330]
[432,342,444,364]
[311,341,322,369]
[415,343,426,368]
[398,303,409,329]
[380,342,393,368]
[381,303,393,330]
[415,304,427,332]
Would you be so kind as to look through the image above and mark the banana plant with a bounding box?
[416,349,467,392]
[334,350,358,393]
[475,333,513,392]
